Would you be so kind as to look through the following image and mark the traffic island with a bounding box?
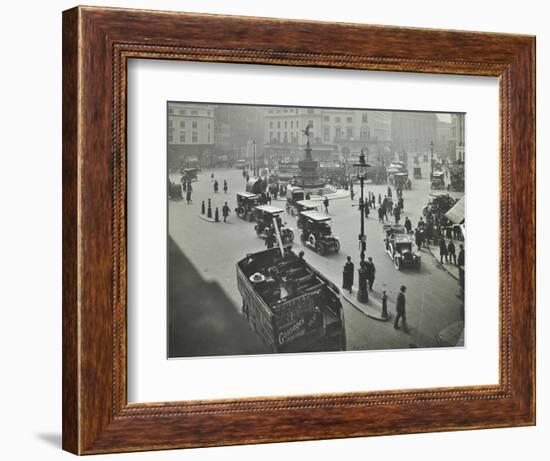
[198,214,219,223]
[341,289,392,322]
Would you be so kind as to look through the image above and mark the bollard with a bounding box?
[201,200,205,215]
[381,291,388,318]
[214,207,220,222]
[207,199,212,219]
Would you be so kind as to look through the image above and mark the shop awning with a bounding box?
[445,198,465,224]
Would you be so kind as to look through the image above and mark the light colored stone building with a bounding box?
[167,102,215,167]
[263,107,392,163]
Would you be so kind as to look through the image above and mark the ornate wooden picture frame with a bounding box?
[62,6,535,455]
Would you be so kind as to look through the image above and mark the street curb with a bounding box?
[341,289,392,322]
[426,245,460,281]
[198,214,221,223]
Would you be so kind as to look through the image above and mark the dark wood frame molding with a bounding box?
[62,6,536,455]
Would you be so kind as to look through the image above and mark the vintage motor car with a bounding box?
[285,185,306,216]
[294,200,320,228]
[299,211,340,255]
[179,167,199,182]
[394,172,411,190]
[236,247,346,353]
[430,171,446,190]
[254,205,294,244]
[447,162,465,192]
[235,192,262,221]
[383,224,421,270]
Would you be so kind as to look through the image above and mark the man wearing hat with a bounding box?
[394,285,409,333]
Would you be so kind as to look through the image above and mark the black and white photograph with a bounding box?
[167,102,466,358]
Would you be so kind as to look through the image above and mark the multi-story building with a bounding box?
[167,102,215,168]
[391,112,437,156]
[436,118,453,159]
[448,113,465,162]
[214,105,264,165]
[263,107,392,165]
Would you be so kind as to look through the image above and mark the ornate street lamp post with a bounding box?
[355,149,370,303]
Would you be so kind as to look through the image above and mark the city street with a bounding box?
[168,162,465,355]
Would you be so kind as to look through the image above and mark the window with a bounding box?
[191,110,198,115]
[360,127,370,140]
[180,120,185,128]
[180,132,186,143]
[192,121,197,129]
[308,120,314,128]
[192,132,198,143]
[335,127,342,139]
[307,108,314,114]
[323,115,329,122]
[346,116,353,123]
[362,113,368,123]
[283,133,288,143]
[277,132,281,142]
[168,129,174,143]
[168,108,174,115]
[180,109,186,115]
[323,126,330,142]
[290,120,294,129]
[296,120,299,128]
[270,131,274,142]
[346,127,353,139]
[277,121,281,129]
[284,121,287,129]
[269,121,273,128]
[335,117,341,123]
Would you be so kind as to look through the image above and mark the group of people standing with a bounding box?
[211,173,229,194]
[342,256,376,294]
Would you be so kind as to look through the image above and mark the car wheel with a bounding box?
[394,257,401,270]
[286,230,294,243]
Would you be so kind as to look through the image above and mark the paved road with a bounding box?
[168,163,465,354]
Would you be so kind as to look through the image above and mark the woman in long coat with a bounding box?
[342,256,354,294]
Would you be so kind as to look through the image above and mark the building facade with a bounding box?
[167,102,215,168]
[263,107,392,164]
[391,112,437,156]
[448,113,465,162]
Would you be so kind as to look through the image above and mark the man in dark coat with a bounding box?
[222,202,230,222]
[213,179,219,193]
[342,256,354,294]
[393,206,401,224]
[447,239,457,265]
[387,186,392,198]
[394,285,409,333]
[404,216,412,233]
[458,244,465,267]
[378,206,385,223]
[365,257,376,291]
[439,236,448,263]
[323,197,329,214]
[415,228,424,251]
[185,182,192,204]
[265,231,276,249]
